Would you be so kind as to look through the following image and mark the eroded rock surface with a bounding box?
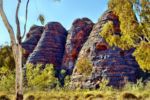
[22,13,147,88]
[22,25,44,59]
[27,22,68,70]
[71,10,142,88]
[62,18,94,74]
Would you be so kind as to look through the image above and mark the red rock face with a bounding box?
[27,22,68,69]
[71,10,143,88]
[22,14,147,88]
[22,25,44,59]
[95,42,108,51]
[62,18,94,74]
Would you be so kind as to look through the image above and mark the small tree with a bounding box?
[0,0,30,99]
[101,0,150,71]
[26,64,58,90]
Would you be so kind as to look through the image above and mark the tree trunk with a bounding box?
[0,0,23,100]
[15,44,23,100]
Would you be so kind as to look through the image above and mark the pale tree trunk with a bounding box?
[15,0,23,99]
[15,44,23,100]
[0,0,23,100]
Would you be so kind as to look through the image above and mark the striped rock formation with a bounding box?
[27,22,68,70]
[22,25,44,59]
[62,18,94,74]
[71,10,142,88]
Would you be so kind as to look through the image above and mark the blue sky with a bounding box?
[0,0,108,45]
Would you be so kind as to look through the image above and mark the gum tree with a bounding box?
[0,0,30,99]
[101,0,150,71]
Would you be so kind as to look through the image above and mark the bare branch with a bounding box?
[0,0,17,61]
[16,0,21,44]
[0,0,16,45]
[22,0,30,39]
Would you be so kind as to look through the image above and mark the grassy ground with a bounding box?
[0,87,150,100]
[0,80,150,100]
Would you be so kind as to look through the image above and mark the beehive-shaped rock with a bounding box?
[62,18,94,74]
[71,10,142,88]
[27,22,68,69]
[22,25,44,59]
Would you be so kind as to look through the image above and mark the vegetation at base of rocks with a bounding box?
[0,66,15,91]
[25,63,59,90]
[75,57,93,76]
[0,62,150,99]
[98,77,112,91]
[63,75,71,88]
[0,63,61,92]
[0,45,15,70]
[0,80,150,100]
[100,0,150,71]
[0,45,15,91]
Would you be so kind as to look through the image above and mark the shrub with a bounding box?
[123,79,144,91]
[145,80,150,89]
[99,77,111,91]
[75,57,93,76]
[60,69,66,76]
[0,66,15,91]
[26,63,58,90]
[0,95,10,100]
[64,75,71,88]
[0,45,15,70]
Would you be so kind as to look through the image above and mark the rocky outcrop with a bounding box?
[71,10,142,88]
[62,18,94,74]
[22,25,44,59]
[27,22,68,70]
[22,12,148,88]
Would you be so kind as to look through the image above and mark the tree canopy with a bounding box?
[100,0,150,71]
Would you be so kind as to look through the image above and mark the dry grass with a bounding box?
[0,80,150,100]
[0,89,149,100]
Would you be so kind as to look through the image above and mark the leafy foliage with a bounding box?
[64,75,71,88]
[100,0,150,71]
[26,63,58,90]
[123,79,144,91]
[100,21,121,47]
[133,41,150,71]
[75,58,93,76]
[99,77,112,91]
[0,66,15,91]
[37,14,45,25]
[0,45,15,70]
[107,0,139,49]
[0,45,15,91]
[1,79,150,100]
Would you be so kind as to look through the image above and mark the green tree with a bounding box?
[100,0,150,71]
[0,0,61,99]
[0,45,15,70]
[26,64,58,90]
[0,66,15,91]
[0,0,30,99]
